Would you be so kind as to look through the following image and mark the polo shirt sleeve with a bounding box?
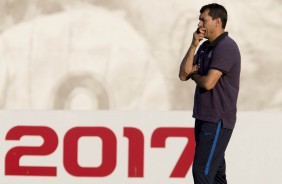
[209,42,236,74]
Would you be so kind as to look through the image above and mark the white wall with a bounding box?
[0,111,281,183]
[0,0,282,110]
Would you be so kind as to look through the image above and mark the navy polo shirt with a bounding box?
[193,32,241,129]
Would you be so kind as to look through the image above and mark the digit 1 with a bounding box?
[124,127,144,177]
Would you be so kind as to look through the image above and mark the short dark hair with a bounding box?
[200,3,228,29]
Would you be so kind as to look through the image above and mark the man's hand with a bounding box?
[187,64,199,80]
[191,64,199,74]
[191,28,205,48]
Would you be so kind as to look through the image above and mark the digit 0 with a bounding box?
[63,127,117,177]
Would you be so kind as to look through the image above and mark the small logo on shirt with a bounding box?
[208,51,213,59]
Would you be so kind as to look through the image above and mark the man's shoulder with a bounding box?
[215,36,240,55]
[220,35,238,48]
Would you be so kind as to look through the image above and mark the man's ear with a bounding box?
[216,18,222,27]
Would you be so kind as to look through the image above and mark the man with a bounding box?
[179,3,241,184]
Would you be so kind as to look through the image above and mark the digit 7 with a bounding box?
[151,127,195,178]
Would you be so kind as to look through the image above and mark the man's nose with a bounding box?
[198,21,203,28]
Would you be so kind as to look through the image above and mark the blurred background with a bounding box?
[0,0,281,110]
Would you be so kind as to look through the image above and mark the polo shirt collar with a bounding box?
[208,32,228,48]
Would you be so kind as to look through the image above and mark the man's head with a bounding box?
[198,3,228,42]
[200,3,228,29]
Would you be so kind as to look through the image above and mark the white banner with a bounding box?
[0,111,281,184]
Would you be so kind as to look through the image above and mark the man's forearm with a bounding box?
[191,69,223,91]
[179,44,197,81]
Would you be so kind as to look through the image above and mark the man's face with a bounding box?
[198,9,217,40]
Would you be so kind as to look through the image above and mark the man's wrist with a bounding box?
[191,43,197,48]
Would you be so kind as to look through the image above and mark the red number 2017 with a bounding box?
[5,126,195,177]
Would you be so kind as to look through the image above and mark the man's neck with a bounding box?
[209,30,225,43]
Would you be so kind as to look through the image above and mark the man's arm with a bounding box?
[179,29,205,81]
[178,44,197,81]
[191,69,223,90]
